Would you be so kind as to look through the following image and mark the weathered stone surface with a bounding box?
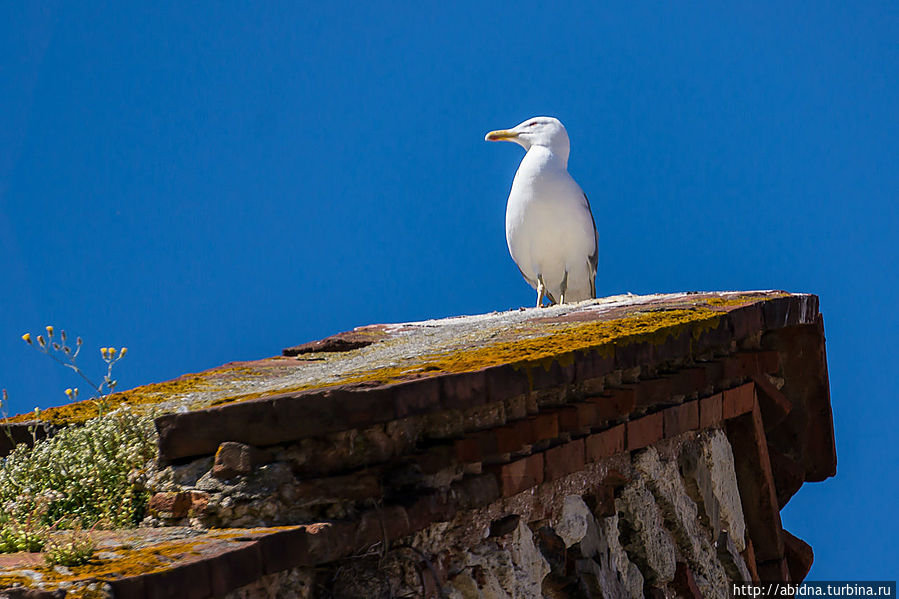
[592,514,644,599]
[679,429,747,551]
[445,520,549,599]
[616,477,676,585]
[783,529,814,583]
[633,447,729,598]
[553,495,592,548]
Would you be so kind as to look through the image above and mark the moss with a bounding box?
[2,296,786,424]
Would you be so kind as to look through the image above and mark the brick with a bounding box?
[726,405,784,563]
[528,356,576,391]
[783,530,814,583]
[484,363,530,403]
[722,355,743,380]
[757,557,790,582]
[736,352,760,377]
[699,393,723,428]
[634,377,673,410]
[752,374,792,431]
[488,453,544,497]
[391,377,441,418]
[451,473,501,508]
[145,558,212,599]
[585,424,625,462]
[768,446,806,509]
[700,360,725,390]
[723,382,756,419]
[148,492,192,518]
[728,302,765,341]
[544,438,585,481]
[692,317,733,356]
[557,403,598,432]
[588,388,635,421]
[209,541,264,597]
[614,340,654,371]
[440,370,487,409]
[574,348,615,382]
[454,437,481,463]
[526,412,559,444]
[626,411,663,451]
[258,527,310,573]
[670,367,707,397]
[662,401,699,438]
[494,425,522,454]
[211,442,272,480]
[756,350,780,374]
[355,506,410,549]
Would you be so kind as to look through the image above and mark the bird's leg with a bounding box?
[536,276,546,308]
[559,271,569,305]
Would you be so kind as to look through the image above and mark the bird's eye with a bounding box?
[528,122,538,127]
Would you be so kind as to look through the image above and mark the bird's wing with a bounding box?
[584,193,599,299]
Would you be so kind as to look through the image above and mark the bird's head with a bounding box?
[485,116,570,154]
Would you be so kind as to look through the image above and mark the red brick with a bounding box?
[489,453,544,497]
[355,506,410,549]
[626,412,664,451]
[723,382,756,419]
[670,368,707,397]
[756,350,780,374]
[527,412,559,443]
[587,388,635,421]
[557,403,599,432]
[209,541,264,596]
[451,473,501,508]
[407,492,456,531]
[725,404,784,563]
[544,438,585,481]
[783,530,814,583]
[212,441,272,480]
[757,557,790,582]
[295,470,381,501]
[440,370,487,409]
[454,437,481,463]
[145,558,212,599]
[699,393,723,428]
[722,355,743,380]
[585,424,625,462]
[752,374,792,431]
[258,527,310,573]
[736,352,760,377]
[148,492,192,518]
[662,401,699,438]
[634,377,673,410]
[494,425,522,454]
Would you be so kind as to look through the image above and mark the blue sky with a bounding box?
[2,1,896,578]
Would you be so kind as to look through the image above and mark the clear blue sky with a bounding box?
[2,1,896,579]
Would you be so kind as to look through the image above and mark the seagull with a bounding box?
[486,116,598,307]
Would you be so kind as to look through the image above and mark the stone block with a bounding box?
[783,530,814,583]
[723,383,755,419]
[585,424,626,462]
[544,438,585,481]
[662,400,699,438]
[699,392,723,429]
[627,411,663,451]
[489,452,544,497]
[211,442,272,480]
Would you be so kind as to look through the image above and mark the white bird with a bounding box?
[486,116,598,306]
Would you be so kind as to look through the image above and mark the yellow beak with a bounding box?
[485,129,518,142]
